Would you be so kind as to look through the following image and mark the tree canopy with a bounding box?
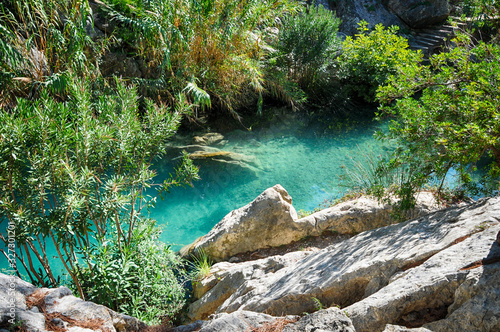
[376,30,500,208]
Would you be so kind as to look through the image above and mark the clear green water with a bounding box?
[1,114,393,275]
[151,115,393,250]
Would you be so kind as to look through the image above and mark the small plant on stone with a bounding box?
[297,209,313,218]
[190,249,213,282]
[312,297,324,311]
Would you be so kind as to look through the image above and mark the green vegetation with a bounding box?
[0,78,198,323]
[77,219,188,324]
[311,297,325,311]
[1,0,500,325]
[375,30,500,210]
[267,4,341,106]
[337,22,422,103]
[96,0,302,119]
[190,249,213,282]
[0,0,100,103]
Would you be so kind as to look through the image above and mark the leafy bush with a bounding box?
[337,21,422,103]
[77,219,187,325]
[267,4,341,105]
[375,32,500,209]
[0,77,198,299]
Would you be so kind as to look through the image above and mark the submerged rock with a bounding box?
[188,151,233,159]
[187,196,500,331]
[170,144,260,174]
[192,133,225,146]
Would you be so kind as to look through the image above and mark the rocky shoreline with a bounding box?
[3,185,500,331]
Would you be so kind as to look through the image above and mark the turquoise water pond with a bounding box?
[150,114,394,250]
[0,113,394,276]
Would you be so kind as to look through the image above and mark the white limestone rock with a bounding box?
[187,197,500,330]
[183,185,301,262]
[0,274,146,332]
[182,186,438,263]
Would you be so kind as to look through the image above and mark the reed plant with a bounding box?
[267,4,341,106]
[0,0,105,104]
[103,0,300,119]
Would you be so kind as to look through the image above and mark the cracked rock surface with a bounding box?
[188,197,500,331]
[0,274,145,332]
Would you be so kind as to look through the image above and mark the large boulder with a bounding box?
[345,216,500,331]
[0,274,145,332]
[423,251,500,331]
[182,186,437,262]
[187,197,500,331]
[295,191,437,236]
[334,0,409,36]
[188,251,310,321]
[385,0,450,29]
[333,0,450,35]
[181,184,301,262]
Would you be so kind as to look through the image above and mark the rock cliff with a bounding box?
[185,193,500,331]
[334,0,450,35]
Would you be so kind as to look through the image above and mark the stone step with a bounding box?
[418,27,456,36]
[414,34,447,44]
[408,18,467,58]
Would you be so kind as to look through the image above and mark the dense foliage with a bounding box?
[267,4,341,106]
[337,22,423,103]
[78,219,187,324]
[84,0,302,119]
[375,31,500,209]
[0,78,198,322]
[0,0,100,103]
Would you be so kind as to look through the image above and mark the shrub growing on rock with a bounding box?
[77,219,188,325]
